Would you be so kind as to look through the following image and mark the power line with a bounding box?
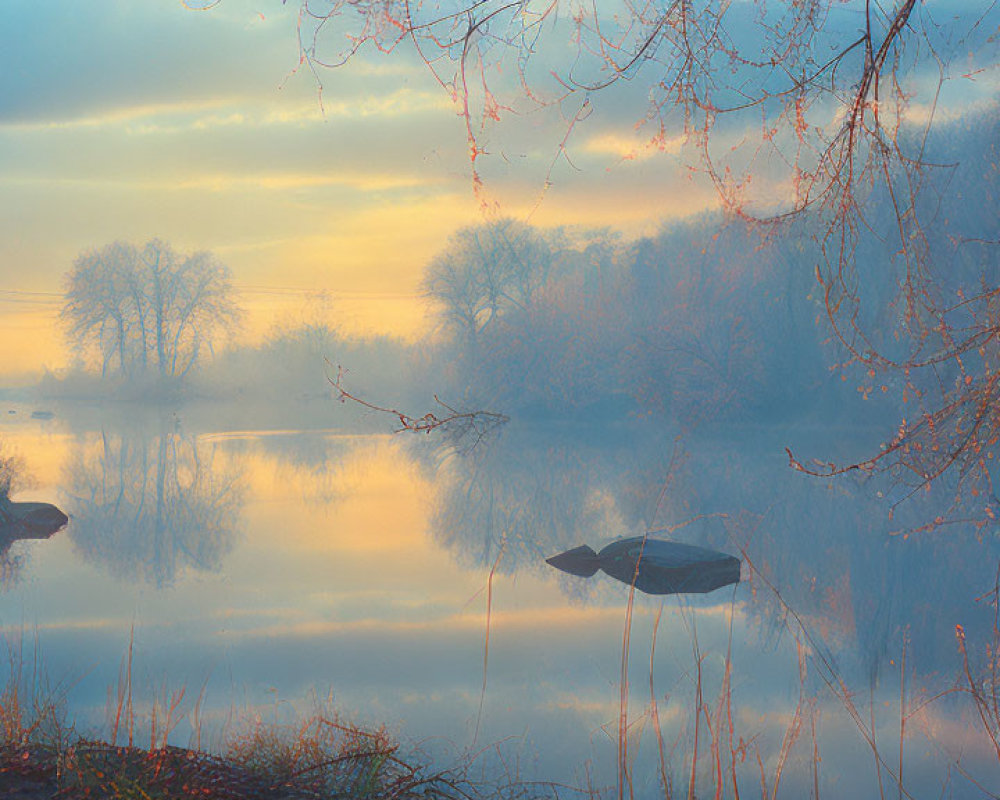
[0,298,61,306]
[233,284,420,299]
[0,289,62,307]
[0,285,422,304]
[0,289,62,297]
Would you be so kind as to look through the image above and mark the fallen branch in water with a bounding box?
[327,362,508,446]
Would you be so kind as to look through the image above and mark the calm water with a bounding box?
[1,403,999,798]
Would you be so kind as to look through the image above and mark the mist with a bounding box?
[0,11,998,793]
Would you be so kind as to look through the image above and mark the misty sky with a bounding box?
[0,1,995,378]
[0,1,713,379]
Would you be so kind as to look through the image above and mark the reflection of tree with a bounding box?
[677,432,1000,679]
[0,441,31,501]
[65,425,243,587]
[422,422,687,578]
[424,421,1000,679]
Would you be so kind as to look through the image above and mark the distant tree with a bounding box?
[283,1,996,345]
[0,439,31,508]
[422,219,553,342]
[62,239,241,380]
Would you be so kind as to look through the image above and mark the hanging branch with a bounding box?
[786,369,1000,533]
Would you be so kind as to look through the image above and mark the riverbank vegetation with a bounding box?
[0,652,564,800]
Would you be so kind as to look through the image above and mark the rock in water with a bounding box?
[546,537,740,595]
[1,501,68,538]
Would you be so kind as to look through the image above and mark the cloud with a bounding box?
[0,2,440,127]
[581,131,685,161]
[1,3,284,123]
[0,95,464,186]
[0,90,452,137]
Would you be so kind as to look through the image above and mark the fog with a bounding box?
[0,66,997,799]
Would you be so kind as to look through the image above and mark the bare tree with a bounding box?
[422,218,552,341]
[62,239,242,380]
[329,363,509,451]
[62,241,139,376]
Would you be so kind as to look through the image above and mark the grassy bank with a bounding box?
[0,716,506,799]
[0,650,575,800]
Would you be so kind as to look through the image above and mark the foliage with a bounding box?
[786,112,1000,529]
[287,0,996,349]
[427,214,842,426]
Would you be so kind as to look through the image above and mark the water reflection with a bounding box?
[213,429,353,506]
[64,423,244,587]
[546,537,741,594]
[2,417,997,793]
[0,503,68,587]
[423,421,682,579]
[421,420,1000,681]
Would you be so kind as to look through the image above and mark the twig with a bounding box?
[327,362,508,447]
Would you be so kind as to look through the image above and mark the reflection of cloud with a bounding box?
[220,603,740,641]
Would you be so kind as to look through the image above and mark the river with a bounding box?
[1,401,998,798]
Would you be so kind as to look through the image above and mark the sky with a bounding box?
[0,1,715,380]
[0,1,996,381]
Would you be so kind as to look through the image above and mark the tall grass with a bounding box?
[601,499,1000,799]
[0,631,598,799]
[624,554,1000,800]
